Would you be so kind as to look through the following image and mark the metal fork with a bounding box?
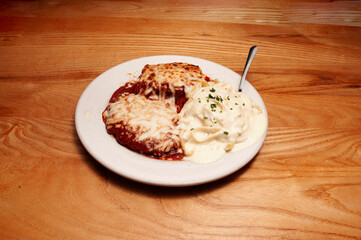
[239,46,258,92]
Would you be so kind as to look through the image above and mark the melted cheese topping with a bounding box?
[140,63,205,85]
[103,63,214,158]
[139,63,210,96]
[103,94,180,152]
[178,82,267,164]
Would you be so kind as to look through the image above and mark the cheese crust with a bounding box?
[102,62,213,159]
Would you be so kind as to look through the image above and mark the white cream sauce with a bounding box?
[178,82,267,164]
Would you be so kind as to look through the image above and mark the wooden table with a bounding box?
[1,1,360,239]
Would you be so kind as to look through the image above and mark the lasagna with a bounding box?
[102,62,213,160]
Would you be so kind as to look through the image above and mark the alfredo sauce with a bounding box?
[178,82,267,164]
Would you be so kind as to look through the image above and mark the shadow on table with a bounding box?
[73,127,257,198]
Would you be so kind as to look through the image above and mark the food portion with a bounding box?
[102,62,267,163]
[103,92,181,158]
[102,62,213,159]
[178,82,267,164]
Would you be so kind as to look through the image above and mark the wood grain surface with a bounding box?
[1,0,361,239]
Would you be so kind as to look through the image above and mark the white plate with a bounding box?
[75,55,268,187]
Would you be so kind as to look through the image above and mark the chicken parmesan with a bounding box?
[102,62,213,160]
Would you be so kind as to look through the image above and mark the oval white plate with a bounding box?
[75,55,268,187]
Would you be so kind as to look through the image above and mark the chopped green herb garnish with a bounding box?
[208,94,215,99]
[190,128,194,131]
[204,116,208,119]
[230,108,233,110]
[210,103,217,108]
[235,103,238,105]
[215,96,223,102]
[243,103,245,106]
[227,96,230,100]
[224,131,229,135]
[210,88,216,92]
